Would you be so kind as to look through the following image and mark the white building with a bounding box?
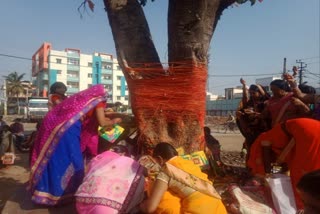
[255,76,282,92]
[31,42,129,105]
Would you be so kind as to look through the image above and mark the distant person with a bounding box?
[48,82,68,110]
[285,73,320,120]
[296,169,320,214]
[237,78,270,156]
[260,79,311,128]
[0,125,15,167]
[26,120,42,164]
[10,118,25,148]
[0,115,8,134]
[204,126,221,162]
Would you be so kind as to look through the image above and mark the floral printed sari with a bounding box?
[75,151,145,213]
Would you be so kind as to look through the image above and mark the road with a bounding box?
[0,125,244,213]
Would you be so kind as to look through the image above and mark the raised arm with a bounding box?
[284,73,314,104]
[240,78,249,108]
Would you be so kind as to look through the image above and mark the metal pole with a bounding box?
[283,58,287,77]
[3,80,7,115]
[296,60,307,86]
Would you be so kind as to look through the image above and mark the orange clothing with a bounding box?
[48,94,67,110]
[86,102,106,117]
[156,157,227,214]
[247,118,320,209]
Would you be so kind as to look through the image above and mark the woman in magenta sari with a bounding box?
[29,84,121,205]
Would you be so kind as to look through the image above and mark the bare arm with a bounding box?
[139,179,168,213]
[291,97,311,116]
[95,106,122,129]
[285,73,314,104]
[240,78,249,107]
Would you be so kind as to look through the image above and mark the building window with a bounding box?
[117,86,121,90]
[88,62,93,67]
[67,70,79,78]
[101,62,112,69]
[102,75,111,80]
[125,86,128,91]
[67,82,79,88]
[117,76,121,80]
[117,66,121,70]
[88,73,92,78]
[67,58,80,66]
[125,96,129,101]
[117,96,121,100]
[105,84,112,90]
[57,70,62,74]
[56,58,62,64]
[88,84,92,88]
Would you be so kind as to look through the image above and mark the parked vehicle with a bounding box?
[27,97,48,122]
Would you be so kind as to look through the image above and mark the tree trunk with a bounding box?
[103,0,233,153]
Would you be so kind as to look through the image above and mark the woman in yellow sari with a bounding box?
[139,142,226,214]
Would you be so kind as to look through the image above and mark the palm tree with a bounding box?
[3,71,26,114]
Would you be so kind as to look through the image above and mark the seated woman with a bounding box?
[29,84,123,206]
[139,142,227,214]
[75,145,145,214]
[247,118,320,210]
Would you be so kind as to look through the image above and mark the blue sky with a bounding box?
[0,0,319,95]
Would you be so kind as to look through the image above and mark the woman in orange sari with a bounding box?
[247,118,320,210]
[139,142,226,214]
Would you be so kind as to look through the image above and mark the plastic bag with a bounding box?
[266,174,297,214]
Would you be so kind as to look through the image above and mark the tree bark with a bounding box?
[103,0,234,153]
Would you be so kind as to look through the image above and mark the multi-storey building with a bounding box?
[31,42,129,105]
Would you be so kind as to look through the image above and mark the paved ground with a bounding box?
[0,121,244,213]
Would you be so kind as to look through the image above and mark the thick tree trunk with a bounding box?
[103,0,233,153]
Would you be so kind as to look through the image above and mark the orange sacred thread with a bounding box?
[123,61,207,151]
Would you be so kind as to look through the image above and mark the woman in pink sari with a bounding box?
[29,84,121,205]
[75,148,145,214]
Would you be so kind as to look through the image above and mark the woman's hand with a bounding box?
[240,78,246,86]
[113,117,122,124]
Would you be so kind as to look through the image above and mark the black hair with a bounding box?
[153,142,178,160]
[298,84,316,94]
[204,126,211,135]
[249,84,259,92]
[49,82,67,94]
[2,125,11,132]
[110,145,129,156]
[297,169,320,200]
[270,79,291,92]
